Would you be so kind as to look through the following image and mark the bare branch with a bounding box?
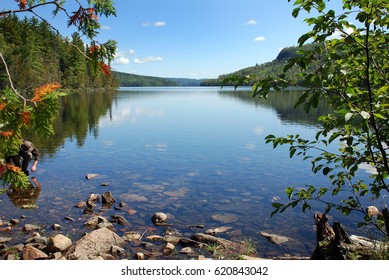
[0,53,28,107]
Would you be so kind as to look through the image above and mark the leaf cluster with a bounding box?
[233,0,389,235]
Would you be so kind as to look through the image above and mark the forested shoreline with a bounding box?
[0,15,119,92]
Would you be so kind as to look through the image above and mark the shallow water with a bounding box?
[0,87,372,258]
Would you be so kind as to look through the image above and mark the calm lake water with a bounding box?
[1,87,372,258]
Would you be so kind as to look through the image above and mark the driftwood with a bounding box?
[311,213,388,260]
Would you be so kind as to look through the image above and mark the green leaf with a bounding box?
[285,187,294,199]
[322,167,331,175]
[373,113,385,120]
[302,202,311,213]
[317,188,328,198]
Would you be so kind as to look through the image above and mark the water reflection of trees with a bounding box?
[220,89,332,126]
[26,88,332,158]
[26,90,115,157]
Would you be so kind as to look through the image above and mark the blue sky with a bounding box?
[3,0,339,79]
[102,0,309,79]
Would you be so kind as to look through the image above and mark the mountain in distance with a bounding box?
[200,44,312,86]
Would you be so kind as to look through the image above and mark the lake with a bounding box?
[0,87,370,258]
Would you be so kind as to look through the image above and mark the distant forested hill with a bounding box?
[167,77,203,86]
[201,44,315,86]
[113,71,178,87]
[113,72,204,87]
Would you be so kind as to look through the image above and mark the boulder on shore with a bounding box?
[46,234,72,253]
[65,228,125,260]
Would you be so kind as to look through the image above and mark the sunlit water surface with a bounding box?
[0,87,373,258]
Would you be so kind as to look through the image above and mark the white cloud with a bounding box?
[134,56,164,64]
[113,49,136,65]
[154,21,166,27]
[254,127,264,135]
[142,21,167,27]
[101,25,110,30]
[246,19,257,25]
[254,36,266,42]
[113,56,130,65]
[328,27,354,39]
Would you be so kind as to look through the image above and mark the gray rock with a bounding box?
[66,228,125,260]
[151,212,167,224]
[84,216,113,230]
[111,245,125,255]
[25,235,47,245]
[163,235,181,245]
[22,245,48,260]
[205,226,232,236]
[86,173,100,180]
[75,201,87,208]
[0,237,12,243]
[111,215,129,225]
[260,232,290,245]
[163,242,175,255]
[102,191,116,205]
[97,221,114,230]
[46,234,72,252]
[23,224,42,232]
[135,252,145,260]
[52,224,61,230]
[88,193,100,202]
[123,231,141,242]
[10,219,19,225]
[180,247,194,254]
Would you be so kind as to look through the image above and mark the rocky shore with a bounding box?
[1,188,298,260]
[1,179,386,260]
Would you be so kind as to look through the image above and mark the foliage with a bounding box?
[1,0,117,76]
[0,15,119,89]
[0,1,117,188]
[226,0,389,236]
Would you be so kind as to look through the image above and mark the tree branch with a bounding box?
[0,53,28,108]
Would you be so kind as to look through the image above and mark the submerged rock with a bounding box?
[111,215,129,225]
[23,224,42,232]
[102,191,116,205]
[85,216,113,230]
[205,226,232,236]
[211,213,239,223]
[86,174,100,180]
[151,212,167,224]
[260,232,290,245]
[123,231,141,242]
